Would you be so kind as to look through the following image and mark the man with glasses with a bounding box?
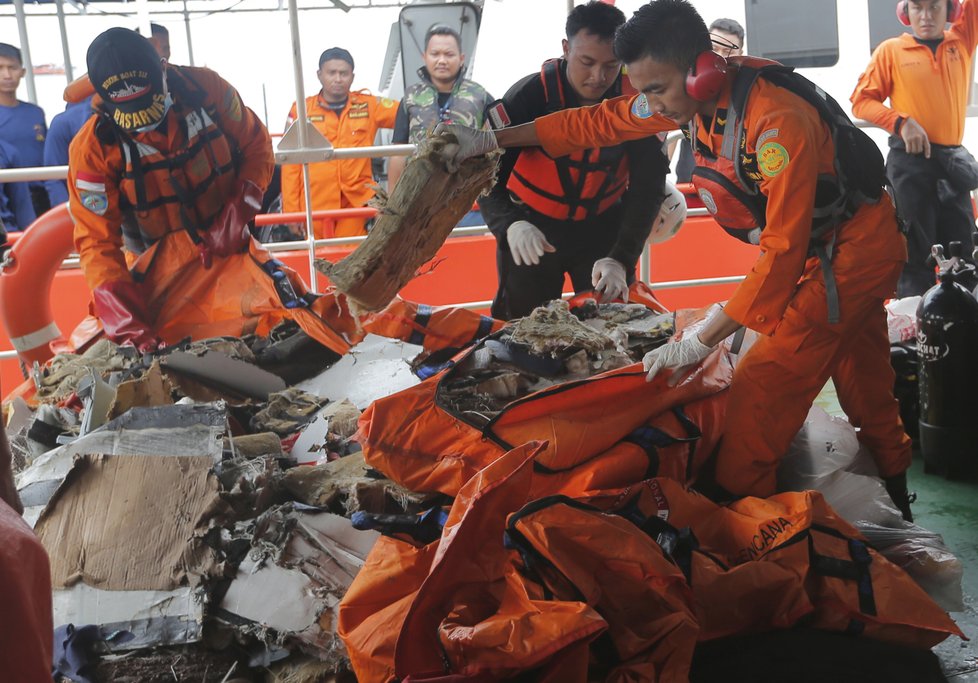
[672,18,745,181]
[852,0,978,296]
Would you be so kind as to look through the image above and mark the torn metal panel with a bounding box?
[77,368,116,437]
[289,400,360,465]
[295,334,423,411]
[96,401,227,433]
[162,350,286,400]
[220,557,321,633]
[52,584,204,651]
[219,508,378,660]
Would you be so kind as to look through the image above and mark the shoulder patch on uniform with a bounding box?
[757,141,790,178]
[756,128,780,147]
[223,88,243,122]
[380,97,396,108]
[631,94,653,120]
[79,190,108,216]
[487,101,511,129]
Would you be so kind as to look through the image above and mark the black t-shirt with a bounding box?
[478,59,669,268]
[914,36,944,55]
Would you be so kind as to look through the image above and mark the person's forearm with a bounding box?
[388,156,406,190]
[697,307,742,347]
[495,122,540,149]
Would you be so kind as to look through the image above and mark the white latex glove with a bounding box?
[432,123,499,171]
[643,332,714,385]
[591,257,629,303]
[507,220,556,266]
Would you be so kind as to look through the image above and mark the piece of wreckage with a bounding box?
[9,328,439,682]
[5,133,507,682]
[9,280,694,681]
[7,280,967,681]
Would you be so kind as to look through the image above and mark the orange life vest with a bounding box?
[506,59,630,221]
[93,66,241,254]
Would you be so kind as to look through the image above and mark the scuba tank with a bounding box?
[915,259,978,480]
[947,240,978,295]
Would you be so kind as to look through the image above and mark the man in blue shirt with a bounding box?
[43,96,94,206]
[0,43,49,217]
[0,138,36,231]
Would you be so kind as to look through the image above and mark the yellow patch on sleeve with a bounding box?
[757,141,789,177]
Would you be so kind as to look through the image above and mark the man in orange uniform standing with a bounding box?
[437,0,915,520]
[281,48,398,238]
[69,28,352,356]
[852,0,978,296]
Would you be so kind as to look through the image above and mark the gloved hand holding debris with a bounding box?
[432,123,499,171]
[92,280,165,354]
[507,220,555,266]
[643,331,714,385]
[199,179,263,268]
[591,257,628,303]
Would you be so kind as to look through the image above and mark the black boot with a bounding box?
[884,472,916,523]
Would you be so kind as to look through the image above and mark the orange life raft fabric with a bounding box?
[340,463,962,683]
[358,295,733,498]
[584,478,964,648]
[338,442,609,683]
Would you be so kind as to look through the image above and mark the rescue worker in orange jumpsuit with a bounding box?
[851,0,978,296]
[436,0,915,520]
[69,28,351,356]
[280,47,398,238]
[479,1,668,319]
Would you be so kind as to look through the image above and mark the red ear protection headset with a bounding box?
[685,50,727,101]
[896,0,962,26]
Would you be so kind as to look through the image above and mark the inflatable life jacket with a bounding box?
[506,59,630,221]
[94,66,242,255]
[689,56,887,323]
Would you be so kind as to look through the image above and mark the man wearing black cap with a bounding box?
[67,28,351,354]
[281,47,397,238]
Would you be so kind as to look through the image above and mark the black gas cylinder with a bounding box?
[947,241,978,295]
[916,268,978,479]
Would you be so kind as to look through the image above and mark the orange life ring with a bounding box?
[0,203,75,369]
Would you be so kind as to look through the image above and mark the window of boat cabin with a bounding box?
[744,0,839,67]
[867,0,978,111]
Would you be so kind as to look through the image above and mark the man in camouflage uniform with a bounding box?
[387,24,492,188]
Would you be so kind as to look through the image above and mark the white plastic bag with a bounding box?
[779,407,965,612]
[886,296,921,344]
[778,405,861,490]
[855,521,965,612]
